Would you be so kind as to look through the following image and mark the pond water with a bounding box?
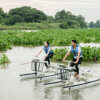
[80,43,100,47]
[20,30,38,32]
[0,46,100,100]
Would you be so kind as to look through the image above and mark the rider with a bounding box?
[62,40,83,79]
[35,41,54,68]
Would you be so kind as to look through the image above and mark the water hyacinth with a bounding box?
[52,47,100,62]
[0,54,10,64]
[0,28,100,51]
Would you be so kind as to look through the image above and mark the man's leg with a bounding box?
[74,64,79,79]
[70,58,76,72]
[70,58,79,78]
[74,58,83,78]
[75,64,79,74]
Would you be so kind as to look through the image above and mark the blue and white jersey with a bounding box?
[44,45,52,54]
[69,45,82,59]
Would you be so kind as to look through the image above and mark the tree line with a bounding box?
[89,20,100,28]
[0,6,100,29]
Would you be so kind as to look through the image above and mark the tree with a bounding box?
[0,8,8,24]
[95,20,100,28]
[4,15,22,25]
[59,20,80,29]
[55,10,67,22]
[55,10,87,28]
[47,16,54,22]
[0,8,5,16]
[89,20,100,28]
[0,7,90,28]
[9,6,47,23]
[89,22,94,28]
[74,15,87,28]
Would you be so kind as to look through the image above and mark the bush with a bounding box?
[59,20,80,29]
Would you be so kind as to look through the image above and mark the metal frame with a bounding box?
[44,64,73,86]
[20,59,47,78]
[63,78,100,91]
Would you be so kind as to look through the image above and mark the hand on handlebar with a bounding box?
[35,54,38,57]
[62,59,66,62]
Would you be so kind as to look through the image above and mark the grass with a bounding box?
[0,22,60,30]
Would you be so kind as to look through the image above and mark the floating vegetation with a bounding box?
[52,47,100,62]
[0,28,100,51]
[0,54,10,64]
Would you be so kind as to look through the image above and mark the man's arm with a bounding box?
[75,52,80,64]
[62,50,71,61]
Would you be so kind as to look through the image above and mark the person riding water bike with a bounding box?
[62,40,83,79]
[35,41,54,68]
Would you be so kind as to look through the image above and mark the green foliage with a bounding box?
[59,20,80,29]
[95,20,100,28]
[55,10,68,22]
[0,28,100,51]
[0,6,48,25]
[9,6,47,23]
[0,6,88,28]
[4,15,22,25]
[0,8,8,24]
[75,15,87,28]
[55,10,87,28]
[89,22,94,28]
[0,22,60,30]
[82,47,100,61]
[52,48,73,61]
[52,47,100,62]
[0,8,6,17]
[0,40,12,51]
[89,20,100,28]
[0,54,10,64]
[47,16,54,23]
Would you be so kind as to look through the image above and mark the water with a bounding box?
[80,43,100,47]
[20,30,38,32]
[0,46,100,100]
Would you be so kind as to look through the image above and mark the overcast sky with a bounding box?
[0,0,100,22]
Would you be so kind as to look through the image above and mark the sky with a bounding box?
[0,0,100,22]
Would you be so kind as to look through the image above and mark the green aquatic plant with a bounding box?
[0,28,100,51]
[0,40,12,51]
[0,54,10,64]
[52,47,100,62]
